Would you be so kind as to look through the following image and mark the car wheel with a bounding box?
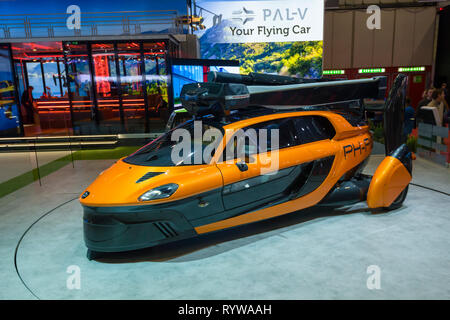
[86,249,102,261]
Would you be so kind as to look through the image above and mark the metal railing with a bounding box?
[0,10,184,39]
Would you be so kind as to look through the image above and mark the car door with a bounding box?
[215,117,303,211]
[215,114,338,212]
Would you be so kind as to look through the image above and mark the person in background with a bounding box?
[417,87,434,109]
[440,83,449,116]
[441,82,448,98]
[20,86,34,124]
[42,86,52,99]
[404,97,415,136]
[427,89,446,126]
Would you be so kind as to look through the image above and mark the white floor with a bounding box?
[0,156,449,299]
[0,150,72,183]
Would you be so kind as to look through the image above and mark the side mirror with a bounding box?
[236,161,248,172]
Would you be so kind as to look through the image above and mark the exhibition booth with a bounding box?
[0,0,449,303]
[2,39,177,136]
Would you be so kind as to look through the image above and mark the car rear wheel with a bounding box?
[87,249,103,261]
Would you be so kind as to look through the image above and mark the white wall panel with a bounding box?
[322,5,436,70]
[332,11,354,68]
[363,0,380,5]
[323,11,334,69]
[412,7,436,66]
[373,9,395,67]
[393,8,415,66]
[344,0,363,5]
[353,11,374,67]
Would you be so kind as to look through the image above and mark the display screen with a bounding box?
[194,0,324,78]
[172,65,204,107]
[0,45,20,136]
[172,63,240,107]
[194,0,324,44]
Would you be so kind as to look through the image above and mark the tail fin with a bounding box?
[368,75,412,209]
[384,74,408,155]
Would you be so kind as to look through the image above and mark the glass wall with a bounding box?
[26,61,44,98]
[0,44,21,137]
[117,42,146,133]
[144,42,169,132]
[42,58,64,98]
[64,42,95,135]
[7,40,175,137]
[91,43,122,132]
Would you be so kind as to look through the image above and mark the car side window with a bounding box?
[223,118,298,160]
[291,116,335,144]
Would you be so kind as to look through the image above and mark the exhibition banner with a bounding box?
[196,0,324,78]
[195,0,324,43]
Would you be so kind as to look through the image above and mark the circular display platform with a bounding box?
[15,184,450,299]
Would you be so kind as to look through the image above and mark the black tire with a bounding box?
[384,185,409,210]
[86,249,102,261]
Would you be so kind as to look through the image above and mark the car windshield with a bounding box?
[124,120,224,167]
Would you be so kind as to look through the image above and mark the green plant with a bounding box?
[406,135,418,153]
[368,120,385,145]
[201,41,323,77]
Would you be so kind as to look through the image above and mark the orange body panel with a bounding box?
[367,156,412,208]
[80,160,223,207]
[195,132,372,234]
[194,111,373,234]
[80,110,373,234]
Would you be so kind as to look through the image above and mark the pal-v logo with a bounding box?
[232,7,309,25]
[232,7,256,25]
[263,8,308,21]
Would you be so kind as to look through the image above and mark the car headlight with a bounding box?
[138,183,179,202]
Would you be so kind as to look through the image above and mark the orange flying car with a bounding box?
[80,72,412,260]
